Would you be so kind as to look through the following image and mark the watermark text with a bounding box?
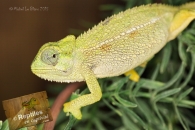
[9,6,49,11]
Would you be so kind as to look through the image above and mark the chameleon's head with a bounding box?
[31,35,76,82]
[30,97,40,105]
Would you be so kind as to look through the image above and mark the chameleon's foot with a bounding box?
[125,69,140,82]
[63,102,82,119]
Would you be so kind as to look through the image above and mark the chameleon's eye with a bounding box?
[41,48,59,66]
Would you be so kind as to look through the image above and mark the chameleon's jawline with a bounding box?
[32,69,84,83]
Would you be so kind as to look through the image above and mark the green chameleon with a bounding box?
[22,97,40,110]
[31,2,195,119]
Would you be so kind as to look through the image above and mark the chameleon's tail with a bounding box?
[180,2,195,10]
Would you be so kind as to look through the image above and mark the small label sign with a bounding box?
[2,91,52,130]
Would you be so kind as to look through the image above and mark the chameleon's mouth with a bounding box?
[31,68,67,74]
[31,68,76,83]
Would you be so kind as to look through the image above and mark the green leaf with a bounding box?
[160,43,172,73]
[103,99,122,116]
[174,103,188,130]
[154,88,181,102]
[1,120,9,130]
[186,29,195,36]
[187,45,195,54]
[178,87,193,101]
[123,108,147,129]
[115,77,129,93]
[70,89,80,100]
[134,99,155,123]
[0,120,29,130]
[121,111,140,130]
[179,41,188,65]
[178,99,195,107]
[93,118,106,130]
[176,102,194,109]
[115,95,137,107]
[155,63,185,93]
[179,33,195,45]
[107,77,128,91]
[64,114,77,130]
[151,63,160,80]
[133,78,164,95]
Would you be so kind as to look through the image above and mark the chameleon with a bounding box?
[22,97,40,110]
[31,2,195,119]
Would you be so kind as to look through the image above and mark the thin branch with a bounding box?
[43,82,85,130]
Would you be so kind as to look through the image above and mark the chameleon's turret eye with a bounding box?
[41,48,59,66]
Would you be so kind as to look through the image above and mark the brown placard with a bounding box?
[2,91,52,130]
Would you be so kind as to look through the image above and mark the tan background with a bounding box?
[0,0,122,120]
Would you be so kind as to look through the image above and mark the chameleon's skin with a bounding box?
[31,3,195,119]
[22,97,40,110]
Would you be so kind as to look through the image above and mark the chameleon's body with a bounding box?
[22,97,40,110]
[31,2,195,119]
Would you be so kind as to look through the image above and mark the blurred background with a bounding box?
[0,0,123,120]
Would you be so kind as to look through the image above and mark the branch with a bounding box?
[43,82,85,130]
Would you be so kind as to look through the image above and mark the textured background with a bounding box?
[0,0,122,120]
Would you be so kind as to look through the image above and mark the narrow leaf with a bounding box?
[151,63,160,80]
[155,63,185,93]
[123,108,147,129]
[115,95,137,107]
[64,114,77,130]
[154,88,181,102]
[160,43,172,73]
[179,41,188,65]
[103,99,122,116]
[121,111,140,130]
[174,103,188,130]
[107,77,128,91]
[178,87,193,101]
[133,78,164,95]
[187,45,195,54]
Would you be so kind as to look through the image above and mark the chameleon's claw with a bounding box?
[125,69,140,82]
[63,102,82,120]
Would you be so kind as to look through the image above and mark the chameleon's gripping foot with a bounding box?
[125,69,140,82]
[63,102,82,120]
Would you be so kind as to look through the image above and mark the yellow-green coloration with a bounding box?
[31,2,195,119]
[22,97,40,110]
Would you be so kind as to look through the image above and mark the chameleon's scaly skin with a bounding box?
[31,3,195,119]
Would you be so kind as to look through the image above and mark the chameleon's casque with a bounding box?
[31,2,195,119]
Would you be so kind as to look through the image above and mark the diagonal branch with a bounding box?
[43,82,85,130]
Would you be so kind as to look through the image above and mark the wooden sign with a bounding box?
[2,91,52,130]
